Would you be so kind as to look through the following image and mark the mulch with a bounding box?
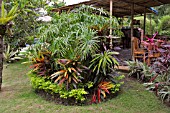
[34,89,119,106]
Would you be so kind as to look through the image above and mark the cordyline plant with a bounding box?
[0,1,18,91]
[126,49,170,104]
[91,81,113,103]
[149,47,170,103]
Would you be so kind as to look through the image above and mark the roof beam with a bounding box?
[100,6,143,16]
[152,0,164,5]
[112,0,150,8]
[98,4,130,11]
[58,0,98,10]
[52,0,162,17]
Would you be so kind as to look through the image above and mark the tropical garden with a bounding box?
[0,0,170,112]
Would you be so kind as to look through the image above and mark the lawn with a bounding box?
[0,59,170,113]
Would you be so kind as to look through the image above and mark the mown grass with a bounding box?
[0,59,170,113]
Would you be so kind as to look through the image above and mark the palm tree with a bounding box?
[0,1,18,91]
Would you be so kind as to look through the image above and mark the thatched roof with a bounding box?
[52,0,170,17]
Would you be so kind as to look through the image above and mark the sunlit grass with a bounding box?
[0,59,170,113]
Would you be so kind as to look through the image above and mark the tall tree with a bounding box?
[0,1,18,91]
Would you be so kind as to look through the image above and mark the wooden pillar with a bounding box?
[150,14,152,35]
[109,0,113,49]
[131,3,134,60]
[143,7,146,35]
[0,35,3,91]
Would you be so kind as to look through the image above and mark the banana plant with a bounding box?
[0,1,18,91]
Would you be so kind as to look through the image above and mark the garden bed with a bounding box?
[34,88,119,106]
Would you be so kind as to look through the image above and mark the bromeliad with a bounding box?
[51,58,87,90]
[29,49,53,76]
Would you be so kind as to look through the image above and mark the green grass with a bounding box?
[0,59,170,113]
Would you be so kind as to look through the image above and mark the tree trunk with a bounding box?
[0,0,2,9]
[0,0,2,91]
[0,35,3,91]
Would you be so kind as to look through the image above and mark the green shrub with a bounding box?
[28,71,88,101]
[28,71,61,93]
[59,89,88,101]
[158,15,170,35]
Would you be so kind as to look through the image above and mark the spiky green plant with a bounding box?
[90,50,119,75]
[3,44,22,63]
[0,1,18,25]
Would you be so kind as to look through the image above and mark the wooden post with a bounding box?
[143,7,146,36]
[0,0,2,91]
[0,35,3,91]
[131,3,134,60]
[109,0,113,49]
[150,14,152,35]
